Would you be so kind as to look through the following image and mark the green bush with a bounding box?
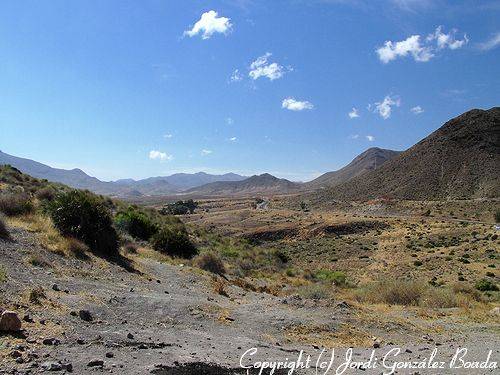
[35,186,56,202]
[160,200,198,215]
[151,226,197,258]
[115,209,157,240]
[0,193,34,216]
[314,269,347,286]
[47,190,118,256]
[475,279,499,292]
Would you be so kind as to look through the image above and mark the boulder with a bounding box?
[0,310,22,332]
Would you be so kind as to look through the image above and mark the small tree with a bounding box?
[115,209,157,240]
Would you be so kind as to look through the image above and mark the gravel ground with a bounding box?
[0,227,498,374]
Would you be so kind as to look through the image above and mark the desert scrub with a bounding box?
[115,208,157,241]
[475,279,499,292]
[314,269,347,287]
[122,241,139,254]
[298,283,331,300]
[65,237,89,259]
[194,252,226,275]
[151,226,197,258]
[355,279,427,306]
[47,190,118,256]
[0,214,10,239]
[0,192,34,216]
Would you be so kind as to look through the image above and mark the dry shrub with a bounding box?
[65,237,89,259]
[211,277,229,297]
[298,284,331,300]
[420,288,457,308]
[35,187,56,202]
[355,279,427,306]
[0,215,10,239]
[27,254,51,268]
[194,252,226,275]
[0,193,34,216]
[452,282,482,302]
[123,241,138,254]
[28,287,47,304]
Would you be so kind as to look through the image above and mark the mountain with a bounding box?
[0,150,119,194]
[319,107,500,200]
[0,151,246,197]
[185,173,302,196]
[306,148,401,189]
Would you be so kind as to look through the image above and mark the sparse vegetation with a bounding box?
[495,210,500,223]
[194,252,226,275]
[0,265,6,282]
[65,237,89,259]
[0,192,34,216]
[47,190,119,256]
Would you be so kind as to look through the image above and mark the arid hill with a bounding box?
[319,107,500,200]
[185,173,301,196]
[306,147,401,189]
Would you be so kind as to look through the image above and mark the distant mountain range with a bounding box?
[0,151,246,197]
[317,107,500,200]
[2,107,498,200]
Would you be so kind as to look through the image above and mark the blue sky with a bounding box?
[0,0,499,182]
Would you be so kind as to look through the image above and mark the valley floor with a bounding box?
[1,218,499,374]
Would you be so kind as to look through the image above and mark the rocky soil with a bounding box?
[1,227,499,374]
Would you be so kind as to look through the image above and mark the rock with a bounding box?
[42,337,61,346]
[23,314,34,323]
[78,309,93,322]
[0,310,22,332]
[10,350,23,358]
[52,284,60,291]
[127,332,134,339]
[41,361,63,371]
[373,340,381,348]
[105,352,114,358]
[87,359,104,367]
[138,343,148,349]
[62,362,73,372]
[489,306,500,316]
[76,338,85,345]
[15,357,24,364]
[70,310,77,317]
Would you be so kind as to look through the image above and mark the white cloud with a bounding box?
[249,53,285,81]
[349,134,360,139]
[201,149,213,156]
[376,26,467,63]
[184,10,232,40]
[366,135,375,142]
[282,98,314,111]
[163,134,173,139]
[373,95,400,119]
[348,107,359,119]
[477,32,500,51]
[149,150,172,161]
[229,137,237,142]
[230,69,243,82]
[427,26,468,50]
[411,105,424,114]
[377,35,433,63]
[226,117,234,125]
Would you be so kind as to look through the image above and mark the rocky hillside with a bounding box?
[185,173,301,196]
[320,107,500,200]
[306,148,401,189]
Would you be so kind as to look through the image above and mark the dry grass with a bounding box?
[0,214,9,239]
[26,254,52,268]
[285,322,373,348]
[211,276,229,297]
